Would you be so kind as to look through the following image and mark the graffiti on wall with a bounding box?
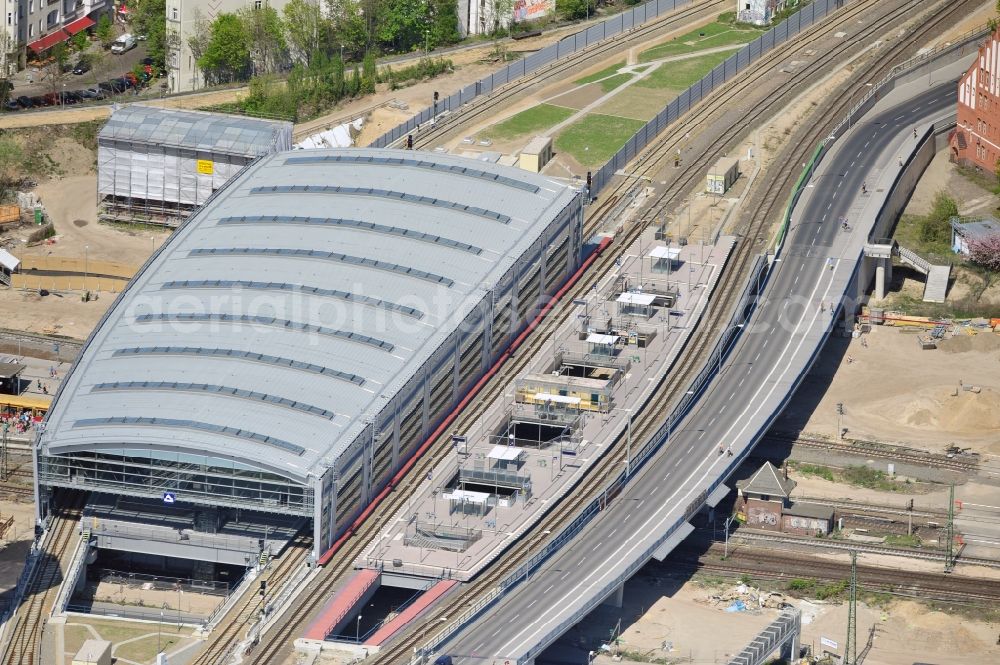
[514,0,554,22]
[747,505,780,527]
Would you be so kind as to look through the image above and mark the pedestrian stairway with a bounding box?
[896,244,950,303]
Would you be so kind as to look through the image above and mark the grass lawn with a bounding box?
[555,113,645,168]
[597,73,634,93]
[635,50,734,91]
[641,29,757,62]
[63,624,92,655]
[594,86,678,121]
[114,626,186,663]
[640,19,762,62]
[575,61,626,85]
[486,103,575,141]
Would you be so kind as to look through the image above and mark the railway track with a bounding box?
[730,530,1000,569]
[661,545,1000,606]
[763,432,981,473]
[0,491,84,665]
[201,1,975,663]
[190,533,313,665]
[406,0,729,150]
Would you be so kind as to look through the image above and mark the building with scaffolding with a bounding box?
[36,148,583,566]
[97,105,293,226]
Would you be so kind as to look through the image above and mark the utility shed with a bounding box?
[519,136,553,173]
[97,105,293,226]
[72,640,111,665]
[707,156,740,195]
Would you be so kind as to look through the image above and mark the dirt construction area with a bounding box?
[773,325,1000,454]
[563,573,1000,665]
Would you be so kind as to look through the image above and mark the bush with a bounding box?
[798,464,835,482]
[918,191,958,244]
[815,579,849,600]
[28,222,54,243]
[787,578,815,591]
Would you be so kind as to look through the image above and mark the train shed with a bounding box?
[37,148,584,565]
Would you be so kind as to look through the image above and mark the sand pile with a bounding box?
[864,386,1000,433]
[938,332,1000,355]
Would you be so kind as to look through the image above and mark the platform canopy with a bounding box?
[616,292,656,306]
[487,445,524,461]
[444,489,490,504]
[649,246,682,260]
[532,393,581,405]
[585,332,619,345]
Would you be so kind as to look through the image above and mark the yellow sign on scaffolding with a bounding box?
[196,159,214,175]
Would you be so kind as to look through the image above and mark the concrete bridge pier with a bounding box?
[780,628,800,663]
[873,256,893,300]
[601,582,624,609]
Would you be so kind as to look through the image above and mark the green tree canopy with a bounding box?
[198,13,250,83]
[133,0,168,67]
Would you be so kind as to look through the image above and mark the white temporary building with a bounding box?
[97,105,293,225]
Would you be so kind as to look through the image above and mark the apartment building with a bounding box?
[0,0,110,74]
[951,25,1000,174]
[166,0,295,93]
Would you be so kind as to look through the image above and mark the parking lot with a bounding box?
[3,41,157,111]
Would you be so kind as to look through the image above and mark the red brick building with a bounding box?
[735,462,834,536]
[951,26,1000,173]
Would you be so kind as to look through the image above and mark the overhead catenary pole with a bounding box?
[845,550,857,665]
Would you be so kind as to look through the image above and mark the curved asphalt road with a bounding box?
[444,80,958,664]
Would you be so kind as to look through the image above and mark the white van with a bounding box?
[111,34,136,54]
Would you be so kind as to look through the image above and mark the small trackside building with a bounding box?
[36,148,584,560]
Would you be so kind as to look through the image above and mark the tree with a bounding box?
[919,191,958,245]
[374,0,426,53]
[284,0,326,65]
[556,0,594,21]
[327,0,378,56]
[198,13,250,83]
[239,4,287,76]
[48,43,71,103]
[968,233,1000,272]
[361,50,376,93]
[133,0,168,67]
[332,53,346,99]
[485,0,514,36]
[70,30,89,52]
[429,0,461,47]
[351,64,362,96]
[95,14,115,49]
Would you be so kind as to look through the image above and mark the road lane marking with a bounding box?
[492,255,842,658]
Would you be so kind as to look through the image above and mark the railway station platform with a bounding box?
[356,232,736,583]
[82,494,305,566]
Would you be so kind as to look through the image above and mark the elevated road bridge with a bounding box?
[440,63,962,665]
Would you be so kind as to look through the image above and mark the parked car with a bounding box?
[97,81,117,95]
[4,99,19,111]
[16,95,33,108]
[29,95,50,107]
[111,33,136,54]
[141,56,153,66]
[63,91,83,104]
[79,87,104,100]
[72,59,91,75]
